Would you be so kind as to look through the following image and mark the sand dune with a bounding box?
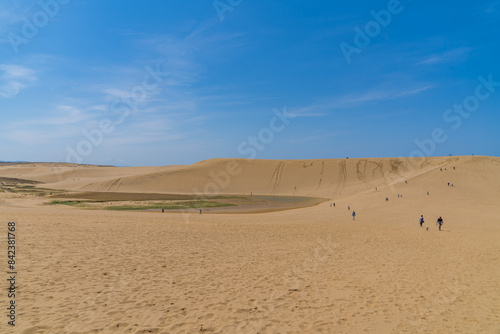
[7,156,497,198]
[0,156,499,333]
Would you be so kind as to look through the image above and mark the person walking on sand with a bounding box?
[436,216,444,231]
[348,205,350,210]
[419,215,424,227]
[333,202,336,207]
[352,211,356,221]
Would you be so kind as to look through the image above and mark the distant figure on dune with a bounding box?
[440,168,442,171]
[453,167,456,170]
[348,205,350,210]
[405,180,408,184]
[448,182,450,186]
[330,203,332,207]
[398,194,400,198]
[427,191,429,195]
[375,187,378,191]
[436,217,444,231]
[419,215,424,227]
[200,209,202,214]
[385,197,389,201]
[333,202,336,207]
[162,209,164,213]
[352,211,356,221]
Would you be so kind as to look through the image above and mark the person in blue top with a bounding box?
[352,211,356,221]
[419,215,424,227]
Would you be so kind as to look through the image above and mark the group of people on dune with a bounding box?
[330,167,456,230]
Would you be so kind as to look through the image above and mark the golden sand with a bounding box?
[0,156,499,333]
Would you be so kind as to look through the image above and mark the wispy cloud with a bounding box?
[418,47,472,65]
[338,86,433,105]
[0,64,36,98]
[40,105,93,125]
[0,26,235,147]
[8,104,96,128]
[292,85,433,116]
[286,105,327,117]
[0,103,105,147]
[2,128,79,145]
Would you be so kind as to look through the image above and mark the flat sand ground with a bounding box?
[0,156,499,333]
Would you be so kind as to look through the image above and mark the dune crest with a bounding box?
[3,156,497,199]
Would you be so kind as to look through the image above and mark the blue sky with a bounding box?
[0,0,499,166]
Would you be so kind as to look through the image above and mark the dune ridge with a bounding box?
[3,156,498,198]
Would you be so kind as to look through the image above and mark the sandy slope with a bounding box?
[0,156,499,333]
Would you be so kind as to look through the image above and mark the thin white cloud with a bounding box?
[2,126,82,145]
[0,64,34,78]
[418,47,472,65]
[103,88,133,99]
[0,104,104,147]
[40,105,89,125]
[339,86,433,105]
[2,25,249,154]
[293,85,433,116]
[286,106,326,117]
[0,64,36,98]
